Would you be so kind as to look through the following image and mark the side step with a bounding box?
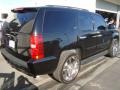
[81,50,109,65]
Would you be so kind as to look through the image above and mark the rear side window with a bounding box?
[43,9,77,33]
[78,12,93,31]
[93,14,106,31]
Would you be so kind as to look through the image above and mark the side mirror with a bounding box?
[98,26,106,31]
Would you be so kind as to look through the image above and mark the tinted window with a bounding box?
[9,8,37,31]
[12,8,37,24]
[78,12,93,31]
[93,14,106,31]
[16,12,36,24]
[44,8,77,33]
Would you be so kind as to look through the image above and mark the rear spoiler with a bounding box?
[11,8,38,13]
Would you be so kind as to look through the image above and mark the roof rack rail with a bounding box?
[45,5,89,11]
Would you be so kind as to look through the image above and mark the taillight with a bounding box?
[30,34,44,60]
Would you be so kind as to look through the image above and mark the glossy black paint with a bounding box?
[28,56,57,75]
[1,48,58,76]
[1,6,119,76]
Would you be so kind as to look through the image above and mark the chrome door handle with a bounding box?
[79,36,87,39]
[90,31,100,34]
[92,35,102,38]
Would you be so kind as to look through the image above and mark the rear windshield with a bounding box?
[9,8,37,30]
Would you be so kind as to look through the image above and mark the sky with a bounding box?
[0,0,96,13]
[0,0,35,9]
[0,0,96,21]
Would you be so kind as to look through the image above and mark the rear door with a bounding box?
[92,14,112,52]
[77,11,98,58]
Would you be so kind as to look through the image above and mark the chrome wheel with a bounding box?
[112,40,119,56]
[62,55,80,82]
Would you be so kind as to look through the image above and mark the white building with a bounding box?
[1,0,120,28]
[96,0,120,28]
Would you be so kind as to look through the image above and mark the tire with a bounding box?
[108,39,119,57]
[52,49,81,84]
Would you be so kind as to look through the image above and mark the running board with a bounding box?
[81,50,109,65]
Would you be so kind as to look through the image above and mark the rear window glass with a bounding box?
[9,8,37,30]
[16,12,36,25]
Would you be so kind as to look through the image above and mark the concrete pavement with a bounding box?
[0,51,120,90]
[81,56,120,90]
[36,57,119,90]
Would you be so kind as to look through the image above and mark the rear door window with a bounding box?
[78,12,93,31]
[92,14,106,31]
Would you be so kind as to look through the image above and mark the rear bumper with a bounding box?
[1,48,58,76]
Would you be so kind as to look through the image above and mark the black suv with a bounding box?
[1,6,119,83]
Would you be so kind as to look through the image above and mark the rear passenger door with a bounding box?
[78,12,98,57]
[92,14,112,52]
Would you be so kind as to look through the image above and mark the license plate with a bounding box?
[9,40,15,48]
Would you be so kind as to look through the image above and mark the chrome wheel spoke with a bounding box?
[62,55,79,81]
[112,40,119,56]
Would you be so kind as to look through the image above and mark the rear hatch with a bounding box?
[5,8,38,60]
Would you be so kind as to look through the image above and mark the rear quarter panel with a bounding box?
[43,32,70,58]
[42,8,79,58]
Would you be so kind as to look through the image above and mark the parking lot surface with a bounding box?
[0,51,120,90]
